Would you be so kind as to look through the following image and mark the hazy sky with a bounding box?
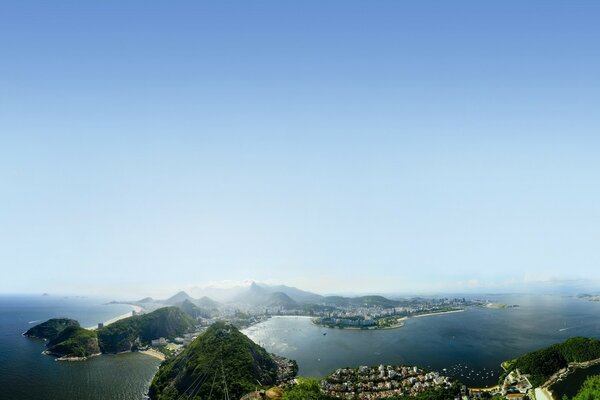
[1,1,599,297]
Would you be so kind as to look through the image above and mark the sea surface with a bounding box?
[243,294,600,393]
[3,294,600,399]
[0,295,160,400]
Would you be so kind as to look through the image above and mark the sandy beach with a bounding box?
[139,348,166,361]
[412,309,465,318]
[87,305,143,330]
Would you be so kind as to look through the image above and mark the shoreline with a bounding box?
[139,348,166,361]
[87,304,143,330]
[308,310,465,331]
[538,356,600,400]
[412,309,464,318]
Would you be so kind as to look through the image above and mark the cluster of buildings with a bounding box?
[499,370,532,398]
[320,365,454,399]
[313,298,483,329]
[318,317,376,328]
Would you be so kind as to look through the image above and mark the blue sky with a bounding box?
[1,1,599,297]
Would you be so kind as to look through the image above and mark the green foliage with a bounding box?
[503,337,600,387]
[24,318,80,341]
[149,322,281,400]
[571,375,600,400]
[283,378,334,400]
[97,307,196,353]
[46,326,100,358]
[388,382,461,399]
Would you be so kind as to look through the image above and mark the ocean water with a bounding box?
[243,294,600,389]
[3,294,600,399]
[0,295,160,400]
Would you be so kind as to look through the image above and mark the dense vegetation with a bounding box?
[282,378,335,400]
[97,307,196,353]
[567,375,600,400]
[503,337,600,387]
[282,379,461,400]
[149,322,280,400]
[24,318,80,341]
[45,326,100,358]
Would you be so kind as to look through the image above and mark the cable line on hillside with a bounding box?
[221,360,230,400]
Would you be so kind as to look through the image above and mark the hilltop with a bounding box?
[26,307,197,358]
[502,337,600,387]
[24,318,80,341]
[149,322,289,400]
[174,299,212,319]
[98,306,196,353]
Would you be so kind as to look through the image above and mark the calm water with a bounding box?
[3,294,600,398]
[244,295,600,388]
[0,295,160,400]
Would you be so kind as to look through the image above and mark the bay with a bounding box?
[0,295,160,400]
[244,294,600,388]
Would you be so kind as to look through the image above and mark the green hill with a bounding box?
[571,375,600,400]
[98,307,196,353]
[24,318,80,341]
[45,326,100,358]
[503,337,600,387]
[149,322,280,400]
[164,291,194,305]
[175,299,212,319]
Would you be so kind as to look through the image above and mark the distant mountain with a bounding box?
[232,281,271,306]
[163,291,194,305]
[188,284,252,302]
[265,292,298,308]
[24,318,80,341]
[136,297,154,303]
[149,322,281,400]
[259,283,323,304]
[97,307,196,353]
[187,282,402,309]
[175,299,211,319]
[188,282,323,304]
[194,296,219,309]
[322,295,400,308]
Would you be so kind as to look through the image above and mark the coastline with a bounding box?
[139,348,166,361]
[538,356,600,400]
[87,304,143,330]
[412,309,465,318]
[310,309,465,331]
